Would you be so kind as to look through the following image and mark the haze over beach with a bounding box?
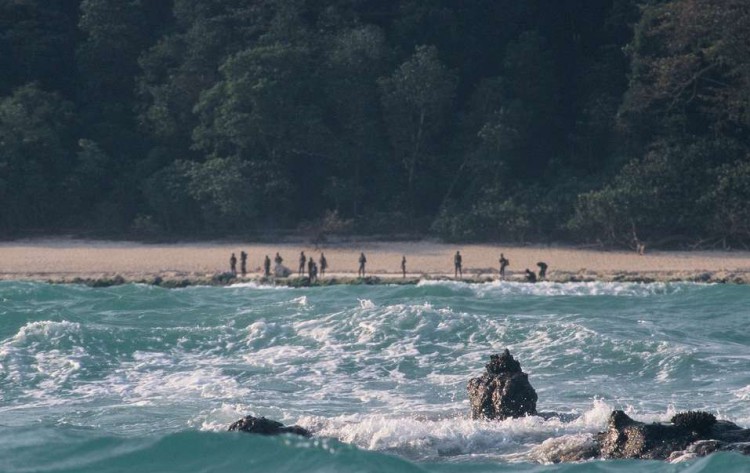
[2,238,750,284]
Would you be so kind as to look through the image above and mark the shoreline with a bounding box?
[0,270,746,288]
[2,238,750,287]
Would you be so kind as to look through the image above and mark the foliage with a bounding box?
[2,0,750,248]
[0,83,75,232]
[141,160,200,234]
[569,139,732,246]
[701,161,750,247]
[186,157,259,229]
[379,45,457,213]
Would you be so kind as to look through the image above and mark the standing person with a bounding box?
[274,252,283,265]
[524,269,537,283]
[536,261,548,280]
[264,255,271,277]
[307,256,315,279]
[311,261,318,282]
[499,253,510,279]
[240,251,248,277]
[319,253,328,277]
[229,253,237,275]
[401,256,407,278]
[358,252,367,278]
[454,251,463,279]
[298,251,306,277]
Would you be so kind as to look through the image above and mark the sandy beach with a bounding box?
[2,238,750,285]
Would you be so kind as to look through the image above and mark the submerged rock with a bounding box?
[598,410,701,460]
[546,410,750,462]
[463,351,750,462]
[228,415,311,437]
[467,350,538,420]
[530,434,601,464]
[598,410,750,460]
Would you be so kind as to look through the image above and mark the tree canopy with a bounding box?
[1,0,748,248]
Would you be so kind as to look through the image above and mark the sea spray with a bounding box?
[1,280,750,472]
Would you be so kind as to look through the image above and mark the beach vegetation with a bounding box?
[1,0,749,248]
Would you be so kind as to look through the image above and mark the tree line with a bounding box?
[2,0,749,248]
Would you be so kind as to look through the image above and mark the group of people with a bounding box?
[498,253,548,282]
[229,250,550,282]
[360,253,407,279]
[229,251,249,277]
[294,251,328,282]
[452,251,547,282]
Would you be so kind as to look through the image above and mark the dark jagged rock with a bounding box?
[485,349,521,374]
[228,415,311,437]
[212,272,236,285]
[467,350,537,420]
[463,351,750,462]
[671,411,716,435]
[540,410,750,463]
[598,410,750,460]
[598,410,696,460]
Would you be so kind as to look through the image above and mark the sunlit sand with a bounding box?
[2,238,750,284]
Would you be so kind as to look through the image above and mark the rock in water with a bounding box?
[670,411,717,436]
[599,410,750,460]
[467,349,538,420]
[228,415,311,437]
[274,264,292,278]
[598,410,696,460]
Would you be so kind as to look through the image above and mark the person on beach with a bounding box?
[358,252,367,278]
[311,261,318,282]
[240,251,248,277]
[319,253,328,277]
[274,252,283,265]
[499,253,509,279]
[308,256,315,280]
[229,253,237,275]
[525,269,537,283]
[537,261,548,280]
[454,251,463,279]
[298,251,306,277]
[264,255,271,277]
[401,256,407,278]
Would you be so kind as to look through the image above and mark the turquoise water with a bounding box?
[1,280,749,472]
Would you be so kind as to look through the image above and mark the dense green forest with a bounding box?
[1,0,749,248]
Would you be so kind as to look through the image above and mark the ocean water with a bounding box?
[1,280,749,473]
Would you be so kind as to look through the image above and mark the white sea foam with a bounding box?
[70,349,252,406]
[6,320,82,346]
[292,295,308,306]
[0,295,696,428]
[244,319,272,343]
[0,321,89,400]
[528,433,597,464]
[228,281,289,290]
[192,402,257,431]
[34,348,83,390]
[358,298,376,309]
[733,385,750,401]
[2,281,747,464]
[293,320,335,344]
[476,280,680,298]
[296,399,614,461]
[417,278,681,298]
[241,345,312,368]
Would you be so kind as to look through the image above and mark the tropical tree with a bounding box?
[0,84,75,232]
[379,45,457,215]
